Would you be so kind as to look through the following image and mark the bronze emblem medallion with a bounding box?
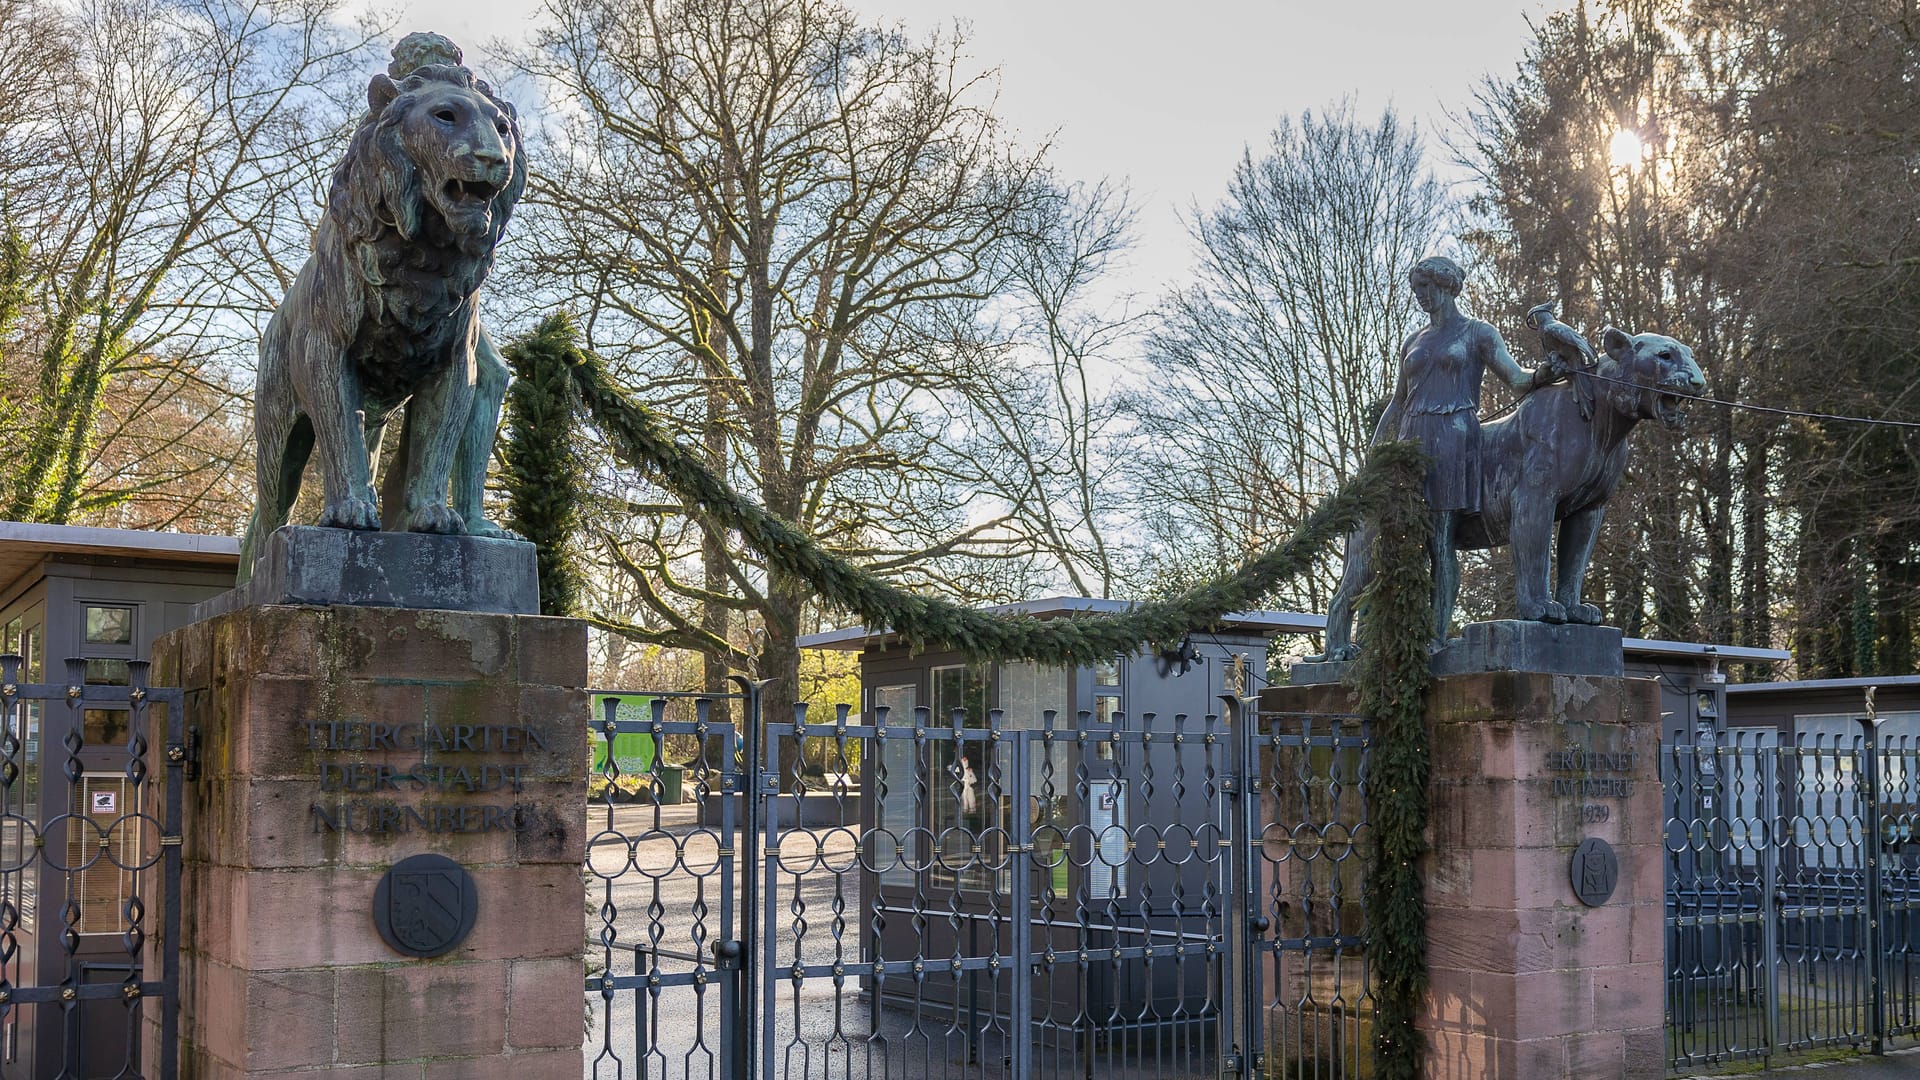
[1569,837,1619,908]
[374,853,479,958]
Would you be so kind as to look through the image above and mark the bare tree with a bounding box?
[1128,103,1450,613]
[506,0,1062,718]
[0,0,378,530]
[946,179,1142,600]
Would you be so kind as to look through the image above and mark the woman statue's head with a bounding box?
[1410,255,1466,297]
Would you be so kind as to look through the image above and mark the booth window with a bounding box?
[0,608,41,937]
[871,683,918,888]
[1092,656,1123,726]
[68,775,140,935]
[80,604,137,687]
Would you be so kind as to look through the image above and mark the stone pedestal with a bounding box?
[1290,620,1624,686]
[149,603,588,1078]
[194,525,541,621]
[1262,668,1665,1080]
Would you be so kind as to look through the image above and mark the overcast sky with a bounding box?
[394,0,1550,298]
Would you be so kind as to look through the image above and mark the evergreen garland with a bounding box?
[500,321,1437,1059]
[557,341,1431,664]
[1351,468,1435,1080]
[500,314,586,616]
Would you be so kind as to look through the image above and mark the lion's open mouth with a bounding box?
[443,177,499,205]
[1655,389,1698,428]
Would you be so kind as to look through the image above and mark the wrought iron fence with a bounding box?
[581,686,1378,1080]
[0,654,184,1080]
[1663,727,1920,1071]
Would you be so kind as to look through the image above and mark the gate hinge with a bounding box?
[1222,1052,1244,1074]
[165,725,202,781]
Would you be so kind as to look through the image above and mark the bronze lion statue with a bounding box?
[238,36,524,581]
[1315,327,1707,659]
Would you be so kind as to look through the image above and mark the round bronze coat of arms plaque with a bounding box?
[1569,837,1619,907]
[374,853,479,958]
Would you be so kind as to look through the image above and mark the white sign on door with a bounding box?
[90,790,116,815]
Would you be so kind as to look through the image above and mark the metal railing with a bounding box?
[0,654,184,1080]
[1663,729,1920,1071]
[580,688,1379,1080]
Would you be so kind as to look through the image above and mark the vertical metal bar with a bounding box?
[1218,695,1256,1079]
[763,692,787,1080]
[160,681,184,1080]
[1009,729,1033,1080]
[716,939,745,1080]
[729,676,768,1080]
[718,715,742,1080]
[1859,714,1886,1054]
[1760,741,1782,1060]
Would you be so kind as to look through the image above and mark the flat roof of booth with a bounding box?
[797,596,1325,652]
[800,595,1796,666]
[0,520,240,594]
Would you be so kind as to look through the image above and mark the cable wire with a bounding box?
[1481,366,1920,430]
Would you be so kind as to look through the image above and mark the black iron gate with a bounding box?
[1664,726,1920,1071]
[585,685,1376,1080]
[0,654,184,1079]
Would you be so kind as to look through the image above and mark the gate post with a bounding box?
[151,599,590,1078]
[1220,695,1262,1078]
[1278,645,1667,1080]
[1008,725,1035,1080]
[1860,711,1887,1054]
[730,675,768,1080]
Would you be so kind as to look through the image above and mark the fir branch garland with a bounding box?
[504,320,1438,1064]
[500,314,586,616]
[558,341,1432,665]
[1351,464,1435,1080]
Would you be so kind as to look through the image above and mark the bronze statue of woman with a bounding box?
[1319,256,1558,655]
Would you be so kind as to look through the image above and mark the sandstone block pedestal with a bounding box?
[1263,667,1665,1080]
[150,603,588,1078]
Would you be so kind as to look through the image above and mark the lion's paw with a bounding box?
[404,504,467,535]
[1304,644,1359,664]
[1567,603,1603,625]
[319,496,381,531]
[1519,599,1568,623]
[464,517,522,541]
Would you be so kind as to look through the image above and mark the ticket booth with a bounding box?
[0,522,236,1076]
[799,598,1314,1038]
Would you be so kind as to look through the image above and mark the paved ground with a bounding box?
[1675,1044,1920,1078]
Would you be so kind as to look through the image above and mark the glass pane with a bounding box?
[83,709,129,747]
[871,685,917,888]
[931,663,989,727]
[84,659,129,686]
[929,739,1007,894]
[1095,696,1122,725]
[1094,657,1121,687]
[19,624,38,682]
[999,662,1068,729]
[2,617,18,655]
[1,700,38,933]
[1030,738,1077,899]
[84,606,134,646]
[69,775,139,934]
[1087,777,1129,898]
